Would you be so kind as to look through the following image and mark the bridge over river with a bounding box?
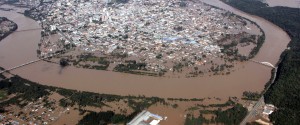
[0,53,60,74]
[0,27,71,75]
[249,59,275,68]
[13,27,42,33]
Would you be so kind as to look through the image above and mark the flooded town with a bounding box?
[0,0,295,125]
[30,0,264,77]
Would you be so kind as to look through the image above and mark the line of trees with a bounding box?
[78,111,138,125]
[185,104,247,125]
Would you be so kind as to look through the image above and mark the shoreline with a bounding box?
[0,1,290,99]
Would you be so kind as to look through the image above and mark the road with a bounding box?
[240,67,278,125]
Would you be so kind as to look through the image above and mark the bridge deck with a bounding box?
[0,53,60,74]
[14,28,42,32]
[0,28,72,74]
[249,59,275,68]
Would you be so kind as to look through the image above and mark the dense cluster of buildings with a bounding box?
[32,0,248,73]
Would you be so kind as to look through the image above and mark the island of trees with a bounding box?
[0,17,18,41]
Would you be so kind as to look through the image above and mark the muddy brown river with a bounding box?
[265,0,300,8]
[0,1,290,99]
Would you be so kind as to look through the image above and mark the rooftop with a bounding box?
[127,110,164,125]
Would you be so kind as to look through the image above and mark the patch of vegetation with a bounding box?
[242,91,261,101]
[127,98,165,111]
[57,89,166,111]
[0,73,5,79]
[172,62,184,72]
[167,98,204,101]
[249,34,265,58]
[185,104,247,125]
[156,53,163,59]
[240,35,256,44]
[78,111,137,125]
[113,60,161,76]
[59,58,69,67]
[208,99,235,107]
[184,114,210,125]
[187,99,235,111]
[114,60,147,71]
[0,76,55,107]
[73,53,110,70]
[0,90,7,100]
[214,104,247,124]
[172,103,178,108]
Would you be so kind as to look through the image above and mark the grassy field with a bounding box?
[0,90,7,100]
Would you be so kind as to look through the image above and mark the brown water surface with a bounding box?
[0,1,290,99]
[265,0,300,8]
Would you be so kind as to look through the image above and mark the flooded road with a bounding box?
[0,1,290,99]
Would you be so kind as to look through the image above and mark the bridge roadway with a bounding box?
[14,28,42,33]
[0,27,73,74]
[249,59,275,68]
[0,53,61,74]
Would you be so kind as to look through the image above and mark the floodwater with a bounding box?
[0,1,290,99]
[265,0,300,8]
[0,7,40,67]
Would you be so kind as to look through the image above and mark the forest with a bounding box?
[77,111,138,125]
[184,104,247,125]
[222,0,300,124]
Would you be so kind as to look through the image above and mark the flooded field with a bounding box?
[0,0,290,100]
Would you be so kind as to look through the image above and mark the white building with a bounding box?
[263,104,276,115]
[127,110,164,125]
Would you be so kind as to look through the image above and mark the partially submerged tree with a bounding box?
[60,58,69,67]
